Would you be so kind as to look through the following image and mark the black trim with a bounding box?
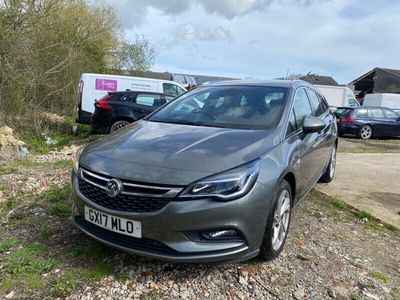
[76,110,92,124]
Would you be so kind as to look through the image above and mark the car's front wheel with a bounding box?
[259,180,292,260]
[359,124,372,140]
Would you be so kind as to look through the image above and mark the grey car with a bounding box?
[71,80,337,263]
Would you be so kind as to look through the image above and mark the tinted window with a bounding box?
[335,108,352,117]
[355,108,368,118]
[119,94,134,102]
[370,108,384,118]
[306,89,325,116]
[149,86,288,130]
[317,94,329,111]
[383,108,400,119]
[135,94,162,107]
[293,88,313,129]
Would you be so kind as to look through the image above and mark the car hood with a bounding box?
[80,120,280,185]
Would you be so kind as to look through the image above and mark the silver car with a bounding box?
[71,80,337,263]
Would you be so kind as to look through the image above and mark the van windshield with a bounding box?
[148,86,288,130]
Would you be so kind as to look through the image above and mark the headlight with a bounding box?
[179,159,261,201]
[73,147,84,174]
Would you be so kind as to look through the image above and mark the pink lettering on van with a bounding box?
[95,79,117,91]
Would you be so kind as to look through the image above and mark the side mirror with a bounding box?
[303,116,325,134]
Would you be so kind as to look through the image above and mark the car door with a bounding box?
[292,88,322,198]
[306,89,335,171]
[132,94,163,119]
[369,108,388,136]
[382,108,400,136]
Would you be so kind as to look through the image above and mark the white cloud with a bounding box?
[108,0,400,83]
[176,24,232,42]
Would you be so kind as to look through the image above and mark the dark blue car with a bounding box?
[336,106,400,139]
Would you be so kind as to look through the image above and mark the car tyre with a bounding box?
[319,146,336,183]
[109,120,130,133]
[259,180,292,260]
[358,124,372,140]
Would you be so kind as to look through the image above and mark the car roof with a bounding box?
[201,79,313,89]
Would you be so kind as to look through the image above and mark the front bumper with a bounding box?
[71,170,274,263]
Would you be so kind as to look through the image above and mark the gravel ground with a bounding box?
[1,142,399,300]
[64,194,400,300]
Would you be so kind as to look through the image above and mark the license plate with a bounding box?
[84,206,142,238]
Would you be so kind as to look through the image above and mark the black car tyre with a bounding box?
[359,124,372,140]
[259,180,292,260]
[319,146,336,183]
[109,120,130,133]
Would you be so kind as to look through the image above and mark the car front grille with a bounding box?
[77,168,183,213]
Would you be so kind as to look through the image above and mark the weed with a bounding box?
[0,196,20,218]
[0,236,19,253]
[42,185,71,203]
[330,198,348,209]
[48,203,71,216]
[5,243,58,275]
[37,224,53,239]
[354,210,373,221]
[370,271,389,282]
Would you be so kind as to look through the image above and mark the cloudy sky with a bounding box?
[108,0,400,84]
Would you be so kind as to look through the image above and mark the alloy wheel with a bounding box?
[271,190,291,251]
[360,125,372,139]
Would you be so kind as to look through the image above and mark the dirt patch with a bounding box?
[0,126,26,159]
[316,152,400,228]
[338,137,400,153]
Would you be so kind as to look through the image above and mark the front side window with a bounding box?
[149,86,288,130]
[286,108,298,136]
[306,89,325,116]
[163,83,181,96]
[292,88,313,129]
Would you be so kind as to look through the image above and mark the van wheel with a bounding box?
[319,146,336,183]
[109,121,130,133]
[359,125,372,140]
[259,180,292,260]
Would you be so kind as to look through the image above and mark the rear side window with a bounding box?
[370,108,384,118]
[135,94,162,107]
[293,88,313,129]
[355,108,368,118]
[306,89,325,116]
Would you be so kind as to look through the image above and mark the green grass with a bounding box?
[69,242,115,260]
[47,203,71,216]
[0,236,20,253]
[0,183,10,191]
[37,224,53,239]
[54,159,73,168]
[51,263,114,296]
[370,270,390,282]
[330,198,348,209]
[21,124,90,154]
[6,243,57,275]
[0,196,20,218]
[42,185,71,203]
[354,210,373,221]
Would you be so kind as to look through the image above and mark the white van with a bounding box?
[314,85,359,109]
[362,93,400,109]
[76,73,187,124]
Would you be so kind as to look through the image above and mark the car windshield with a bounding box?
[148,85,288,130]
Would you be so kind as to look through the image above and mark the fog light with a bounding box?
[201,229,239,240]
